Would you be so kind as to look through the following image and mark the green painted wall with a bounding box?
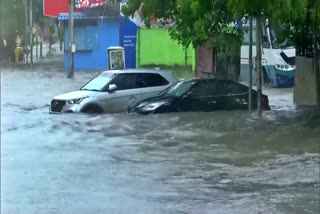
[136,28,195,71]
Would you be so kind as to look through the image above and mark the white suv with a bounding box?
[50,69,178,113]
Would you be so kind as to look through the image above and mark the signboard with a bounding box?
[108,48,125,70]
[44,0,69,17]
[120,15,137,69]
[43,0,81,17]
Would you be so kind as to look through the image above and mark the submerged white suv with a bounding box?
[50,69,178,114]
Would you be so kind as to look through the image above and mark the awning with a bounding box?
[58,13,110,20]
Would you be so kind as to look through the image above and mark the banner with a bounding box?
[75,0,110,8]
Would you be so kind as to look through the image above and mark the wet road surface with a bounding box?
[1,66,319,214]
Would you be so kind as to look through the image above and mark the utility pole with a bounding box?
[313,23,320,107]
[67,0,75,78]
[29,0,33,64]
[184,47,188,67]
[40,25,43,58]
[25,0,29,63]
[36,33,38,60]
[137,27,141,68]
[248,15,253,112]
[256,14,263,115]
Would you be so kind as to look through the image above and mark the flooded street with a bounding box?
[1,64,319,214]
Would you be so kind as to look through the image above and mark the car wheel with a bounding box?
[82,105,104,114]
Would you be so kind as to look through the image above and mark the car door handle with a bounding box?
[130,95,136,100]
[208,101,216,104]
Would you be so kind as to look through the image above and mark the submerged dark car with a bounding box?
[128,78,271,114]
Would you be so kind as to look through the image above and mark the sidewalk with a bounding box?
[0,43,65,72]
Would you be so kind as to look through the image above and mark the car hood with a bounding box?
[53,90,99,101]
[133,96,174,108]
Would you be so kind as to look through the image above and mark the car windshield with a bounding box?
[160,80,196,97]
[81,72,116,91]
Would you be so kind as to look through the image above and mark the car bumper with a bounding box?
[128,107,152,115]
[49,103,82,113]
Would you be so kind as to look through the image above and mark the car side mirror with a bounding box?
[108,84,117,92]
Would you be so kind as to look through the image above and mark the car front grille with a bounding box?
[50,100,66,112]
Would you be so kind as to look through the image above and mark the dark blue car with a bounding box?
[128,79,271,114]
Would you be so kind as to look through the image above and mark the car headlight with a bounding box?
[66,97,87,105]
[142,101,166,111]
[138,101,148,108]
[275,64,295,70]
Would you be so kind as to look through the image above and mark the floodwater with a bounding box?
[1,66,319,214]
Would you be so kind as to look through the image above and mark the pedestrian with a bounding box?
[58,22,64,51]
[7,35,15,63]
[15,34,23,63]
[0,37,5,62]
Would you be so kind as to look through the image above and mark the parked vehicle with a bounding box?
[237,18,296,87]
[128,78,271,114]
[50,69,178,113]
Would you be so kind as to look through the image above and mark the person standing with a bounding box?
[15,34,23,63]
[0,37,5,62]
[58,22,64,51]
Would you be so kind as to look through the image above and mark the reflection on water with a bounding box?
[1,99,320,214]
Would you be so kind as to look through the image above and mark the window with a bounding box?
[191,80,224,98]
[81,72,116,91]
[223,81,248,95]
[135,73,169,88]
[112,73,135,90]
[160,80,196,97]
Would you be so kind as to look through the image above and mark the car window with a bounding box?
[81,72,116,91]
[223,81,248,95]
[135,73,169,88]
[190,81,225,98]
[160,80,196,97]
[112,73,135,90]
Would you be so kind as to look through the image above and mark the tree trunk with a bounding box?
[67,0,75,78]
[40,30,43,58]
[248,15,253,112]
[256,15,263,115]
[29,0,33,64]
[313,22,320,107]
[24,0,28,63]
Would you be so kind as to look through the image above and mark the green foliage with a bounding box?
[122,0,241,49]
[228,0,308,20]
[0,0,25,38]
[171,0,238,48]
[269,0,319,56]
[0,0,44,38]
[226,0,318,57]
[122,0,318,57]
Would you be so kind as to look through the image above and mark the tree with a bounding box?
[0,0,44,38]
[228,0,313,112]
[122,0,320,109]
[122,0,240,48]
[0,0,25,37]
[269,0,319,106]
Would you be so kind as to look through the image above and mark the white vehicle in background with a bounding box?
[50,69,178,114]
[238,18,296,87]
